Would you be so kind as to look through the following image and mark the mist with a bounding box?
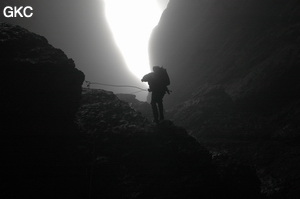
[0,0,164,100]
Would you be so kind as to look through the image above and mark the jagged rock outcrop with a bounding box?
[0,22,85,132]
[150,0,300,197]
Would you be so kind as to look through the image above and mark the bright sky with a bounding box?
[103,0,169,79]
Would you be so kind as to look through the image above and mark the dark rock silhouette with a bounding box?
[0,23,85,132]
[150,0,300,197]
[0,23,85,198]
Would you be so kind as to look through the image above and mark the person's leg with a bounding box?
[151,102,159,122]
[158,102,164,120]
[151,92,159,123]
[157,92,165,121]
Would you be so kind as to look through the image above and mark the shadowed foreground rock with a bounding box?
[76,89,262,199]
[0,22,85,132]
[0,23,85,198]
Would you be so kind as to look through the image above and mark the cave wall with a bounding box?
[150,1,300,196]
[150,0,300,109]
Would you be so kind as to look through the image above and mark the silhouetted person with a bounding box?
[142,66,170,123]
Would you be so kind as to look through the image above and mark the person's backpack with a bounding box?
[156,66,171,94]
[157,66,170,87]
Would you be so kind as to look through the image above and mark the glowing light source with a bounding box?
[103,0,167,79]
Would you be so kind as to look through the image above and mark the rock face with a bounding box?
[150,0,300,197]
[0,23,85,132]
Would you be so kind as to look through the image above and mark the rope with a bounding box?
[85,81,148,92]
[130,90,146,94]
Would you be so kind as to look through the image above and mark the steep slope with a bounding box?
[150,0,300,197]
